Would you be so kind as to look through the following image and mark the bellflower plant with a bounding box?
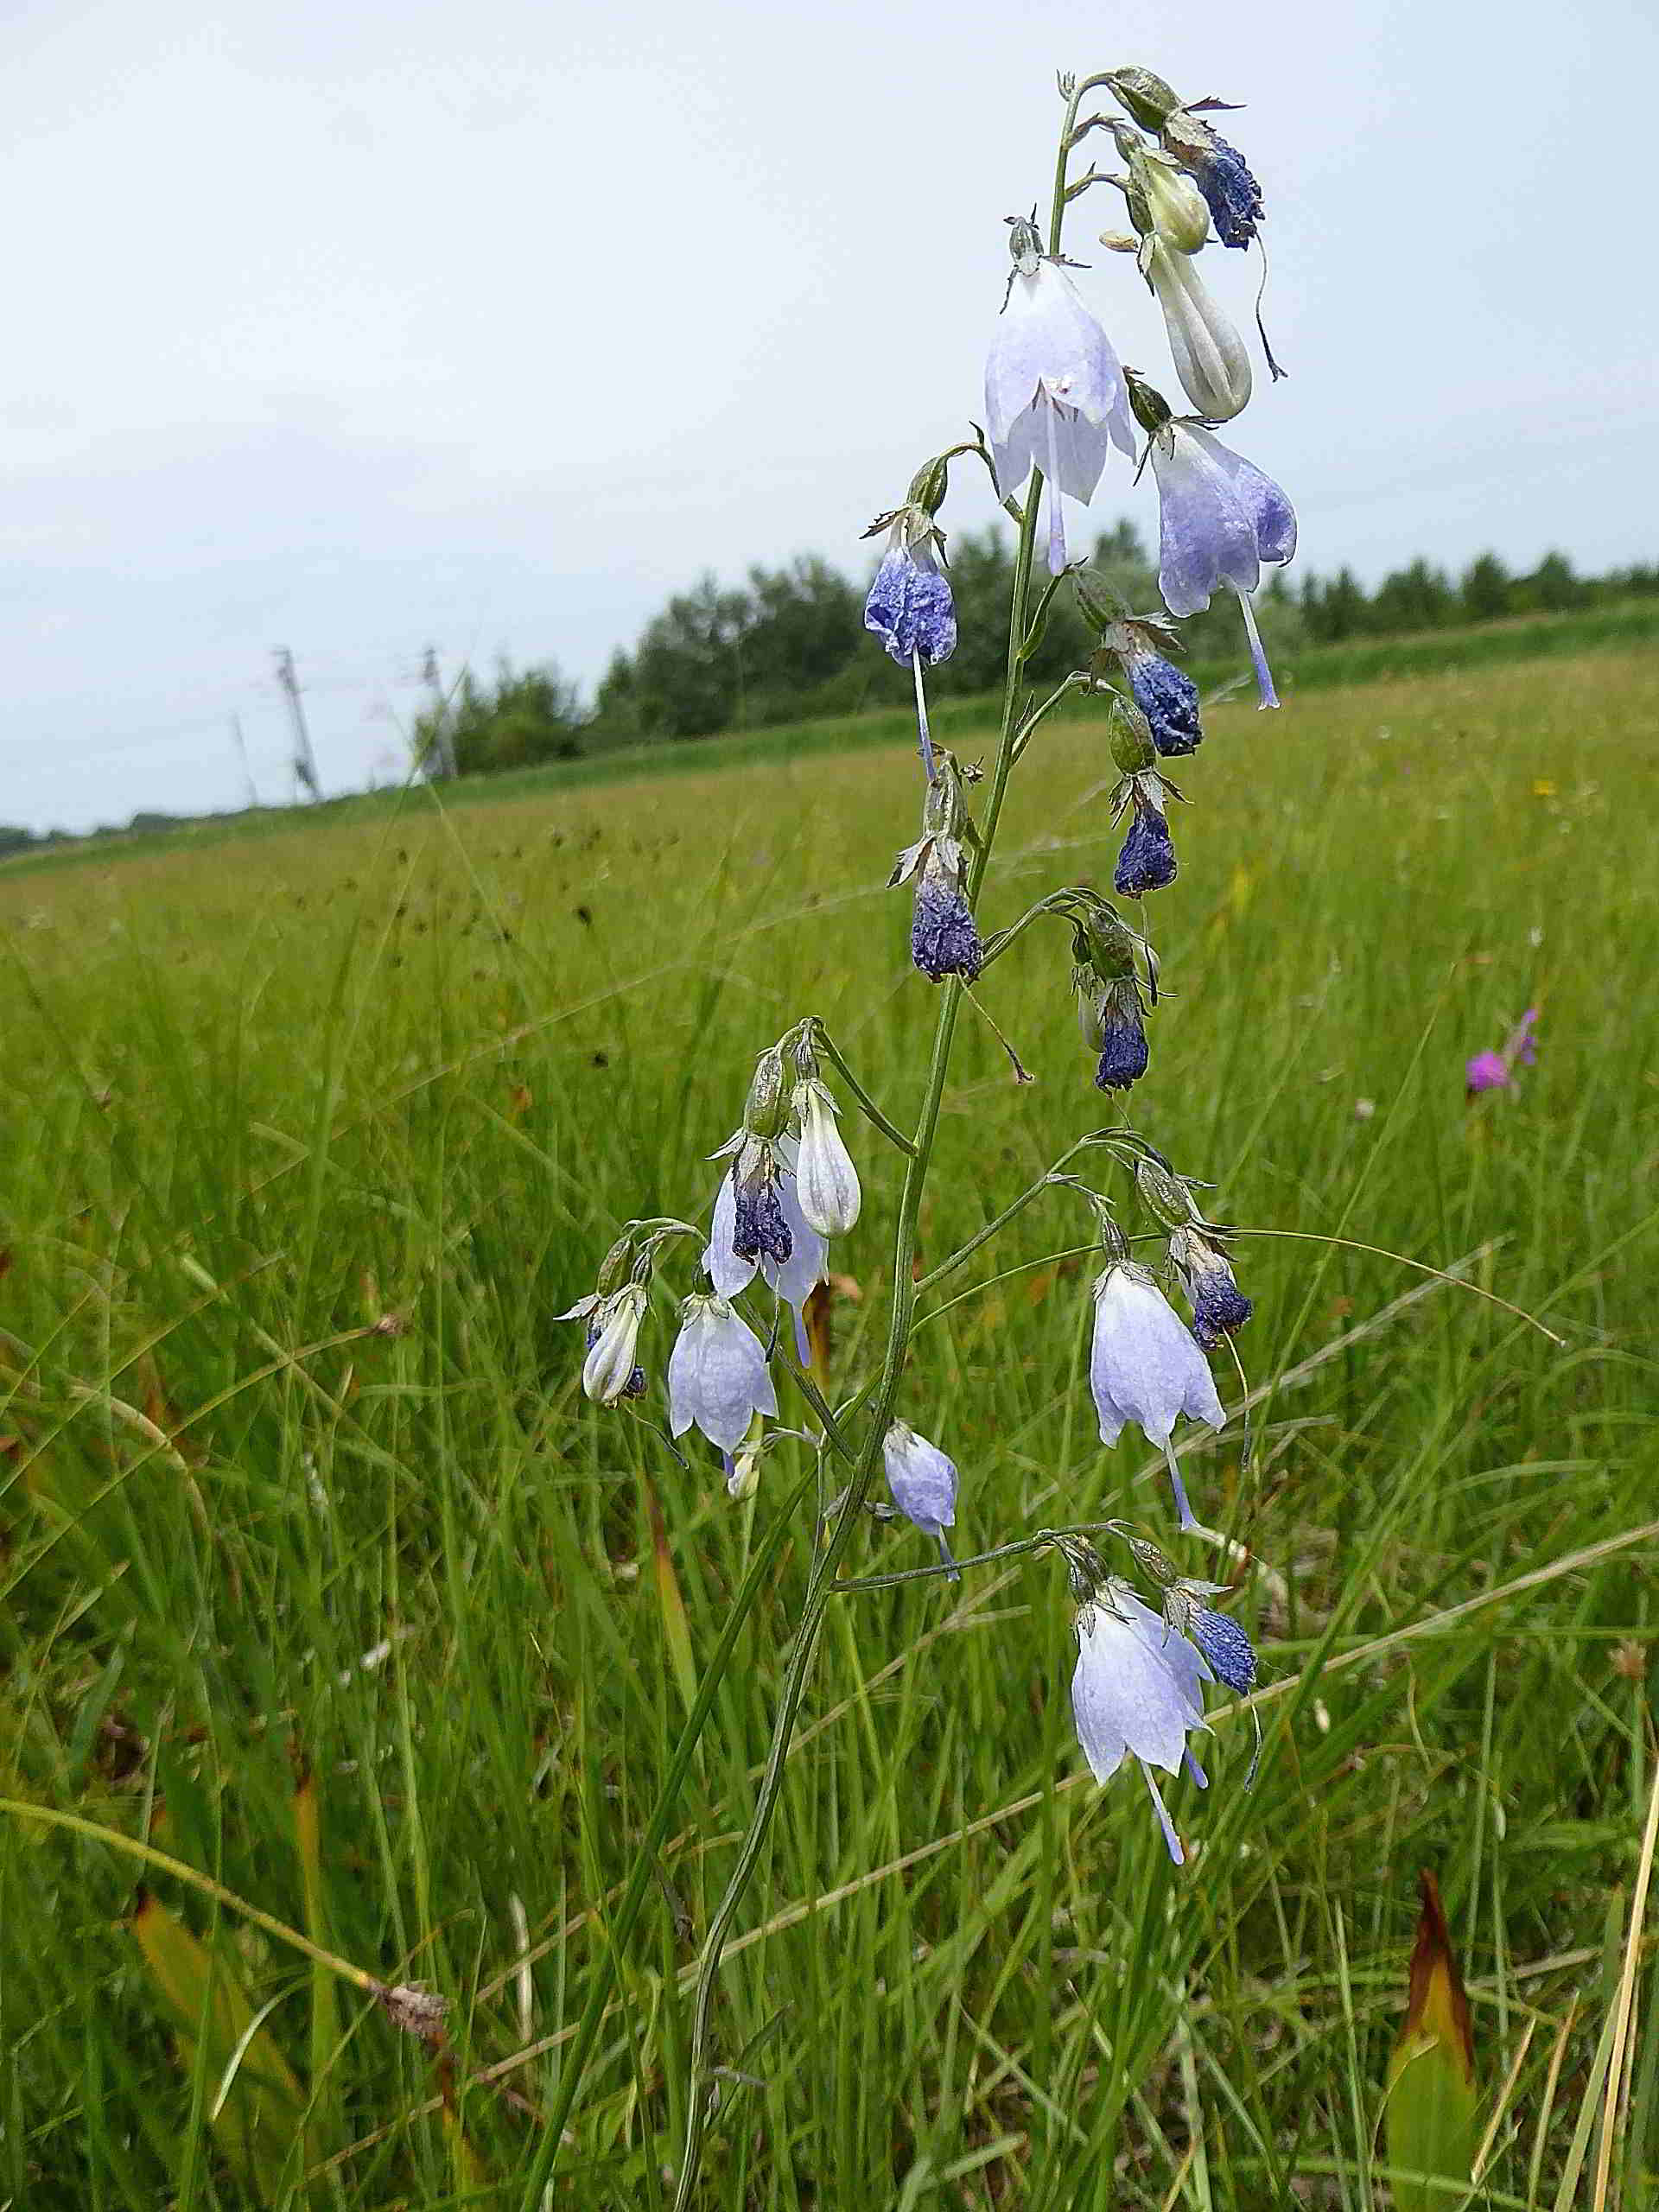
[537,66,1399,2209]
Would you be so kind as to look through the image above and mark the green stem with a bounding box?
[911,1133,1103,1299]
[1012,674,1085,766]
[662,78,1096,2210]
[519,1461,818,2206]
[0,1800,381,1995]
[807,1022,916,1155]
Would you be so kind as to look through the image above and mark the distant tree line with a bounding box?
[405,531,1659,772]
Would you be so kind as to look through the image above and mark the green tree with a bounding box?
[1460,551,1513,621]
[419,660,587,777]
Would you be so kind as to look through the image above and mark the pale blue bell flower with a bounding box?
[985,258,1135,575]
[882,1419,960,1578]
[1070,1586,1211,1863]
[1149,421,1296,709]
[667,1294,779,1452]
[1089,1259,1225,1529]
[793,1081,861,1239]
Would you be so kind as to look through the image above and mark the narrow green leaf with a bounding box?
[645,1479,697,1719]
[131,1887,311,2196]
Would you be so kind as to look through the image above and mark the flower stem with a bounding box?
[911,647,938,783]
[663,79,1095,2210]
[808,1022,917,1154]
[518,1462,820,2206]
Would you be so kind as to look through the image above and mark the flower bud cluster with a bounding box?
[560,1023,871,1468]
[1053,890,1158,1093]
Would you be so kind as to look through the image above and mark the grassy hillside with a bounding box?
[1,645,1656,2205]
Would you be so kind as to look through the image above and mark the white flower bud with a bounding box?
[581,1283,647,1405]
[1146,241,1251,423]
[793,1083,861,1238]
[1139,159,1211,253]
[727,1446,761,1501]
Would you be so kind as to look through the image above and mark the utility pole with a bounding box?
[229,715,259,810]
[421,646,458,780]
[272,647,321,801]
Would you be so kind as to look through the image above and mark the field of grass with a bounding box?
[1,643,1656,2208]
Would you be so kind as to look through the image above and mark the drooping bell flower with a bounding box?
[667,1293,779,1452]
[1068,893,1157,1093]
[1122,645,1202,757]
[1166,118,1264,251]
[1070,1579,1212,1863]
[1163,1581,1259,1694]
[861,464,958,779]
[882,1420,960,1578]
[704,1140,826,1358]
[862,489,957,671]
[1089,981,1151,1092]
[984,217,1135,575]
[792,1079,861,1238]
[908,849,982,981]
[577,1283,650,1407]
[1114,787,1179,897]
[1130,374,1296,709]
[1090,1254,1226,1529]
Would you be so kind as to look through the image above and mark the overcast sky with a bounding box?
[5,0,1656,831]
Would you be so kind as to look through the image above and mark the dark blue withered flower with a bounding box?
[1115,793,1178,897]
[864,529,957,668]
[1122,636,1203,757]
[1183,130,1263,249]
[1168,1224,1253,1351]
[910,852,983,982]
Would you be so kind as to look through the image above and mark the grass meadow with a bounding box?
[2,643,1657,2208]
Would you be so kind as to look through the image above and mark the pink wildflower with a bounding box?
[1465,1008,1541,1098]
